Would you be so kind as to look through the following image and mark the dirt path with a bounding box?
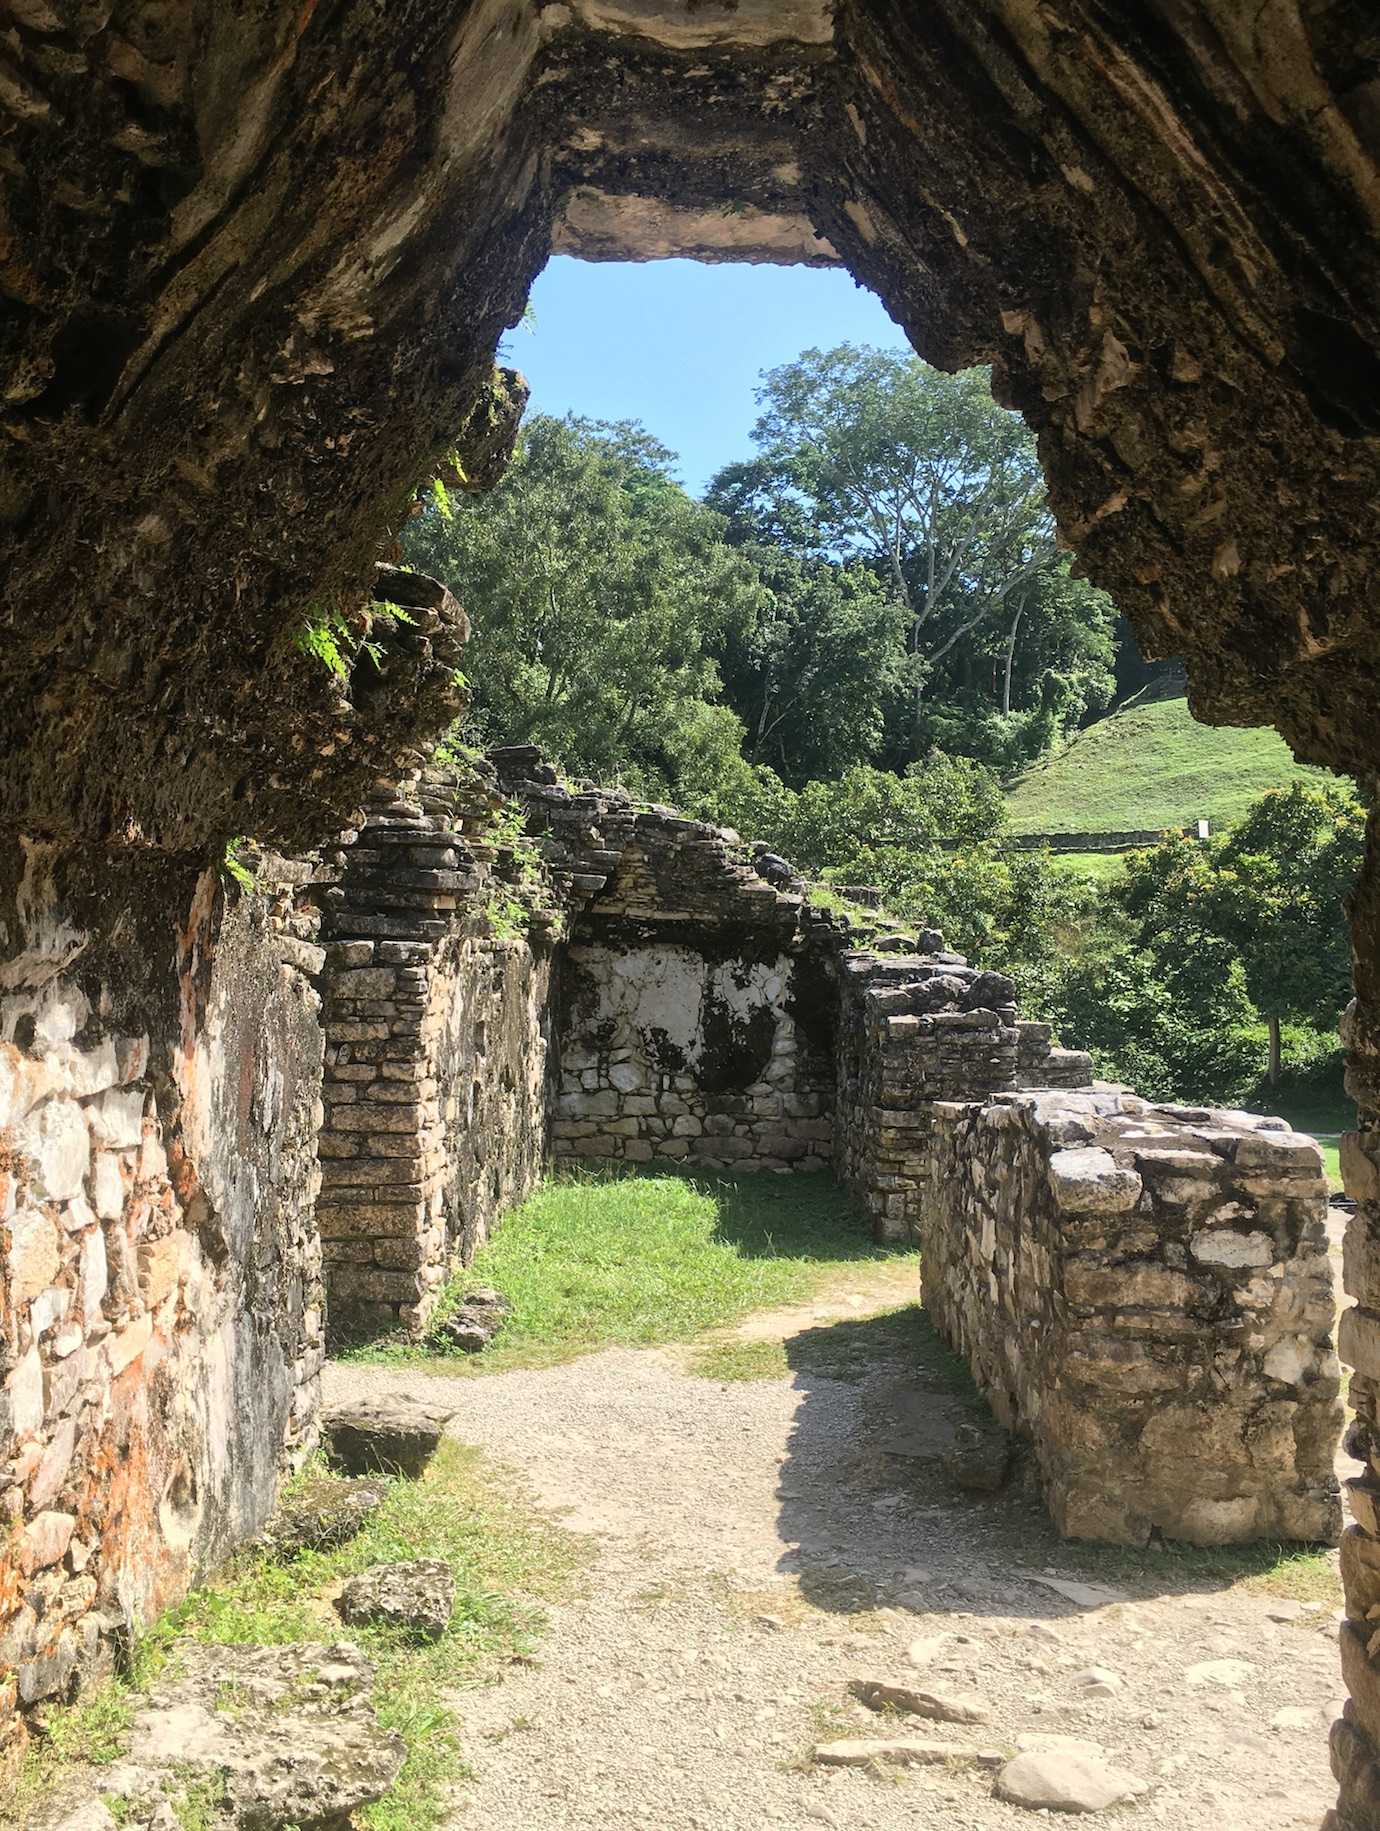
[323,1268,1348,1831]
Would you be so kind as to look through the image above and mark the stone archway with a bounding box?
[2,3,1380,1820]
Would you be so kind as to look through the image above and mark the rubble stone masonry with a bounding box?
[919,1089,1341,1547]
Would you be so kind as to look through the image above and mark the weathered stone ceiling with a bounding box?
[1,1,1377,854]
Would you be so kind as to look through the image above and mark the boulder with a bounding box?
[324,1393,457,1479]
[261,1475,387,1557]
[995,1749,1146,1813]
[336,1559,454,1639]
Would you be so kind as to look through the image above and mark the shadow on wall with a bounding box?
[771,1305,1337,1618]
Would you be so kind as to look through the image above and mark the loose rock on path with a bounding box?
[323,1264,1347,1829]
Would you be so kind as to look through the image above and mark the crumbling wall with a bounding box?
[832,948,1094,1239]
[919,1089,1342,1548]
[0,853,327,1764]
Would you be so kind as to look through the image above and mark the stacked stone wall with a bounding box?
[317,773,557,1339]
[832,953,1093,1240]
[0,852,328,1765]
[554,925,834,1171]
[919,1089,1342,1547]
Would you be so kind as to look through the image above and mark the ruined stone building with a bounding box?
[2,3,1380,1823]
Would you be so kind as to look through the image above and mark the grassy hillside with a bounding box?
[1006,693,1333,837]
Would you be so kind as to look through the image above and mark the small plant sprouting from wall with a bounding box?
[221,838,258,894]
[480,796,562,944]
[293,598,416,680]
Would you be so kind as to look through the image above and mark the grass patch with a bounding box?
[688,1339,790,1381]
[7,1444,580,1831]
[1006,693,1334,836]
[1047,851,1129,888]
[1069,1538,1340,1606]
[345,1168,901,1374]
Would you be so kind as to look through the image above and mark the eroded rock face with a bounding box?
[1,4,1378,856]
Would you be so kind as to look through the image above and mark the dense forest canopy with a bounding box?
[403,347,1363,1110]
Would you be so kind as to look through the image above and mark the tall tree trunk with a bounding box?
[1267,1012,1282,1085]
[1002,599,1025,716]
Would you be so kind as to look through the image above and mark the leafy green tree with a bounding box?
[1119,783,1364,1083]
[403,414,768,796]
[712,556,909,784]
[708,345,1117,760]
[1037,939,1262,1103]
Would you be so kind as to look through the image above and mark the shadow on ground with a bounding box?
[771,1302,1338,1623]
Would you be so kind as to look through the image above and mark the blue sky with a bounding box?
[503,256,908,495]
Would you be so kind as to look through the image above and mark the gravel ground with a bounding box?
[323,1280,1350,1831]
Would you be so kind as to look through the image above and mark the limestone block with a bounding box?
[1339,1308,1380,1379]
[609,1063,642,1093]
[1341,1623,1380,1747]
[1343,1131,1380,1204]
[1234,1130,1326,1169]
[137,1235,182,1308]
[1047,1148,1142,1214]
[1190,1228,1274,1269]
[8,1208,60,1303]
[1341,1527,1380,1620]
[29,1417,76,1510]
[1063,1257,1194,1311]
[105,1313,153,1376]
[21,1511,75,1575]
[17,1098,91,1200]
[85,1088,145,1152]
[7,1346,44,1437]
[90,1150,126,1220]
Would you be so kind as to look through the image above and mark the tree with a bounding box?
[707,345,1117,756]
[1119,784,1364,1083]
[711,554,909,785]
[403,414,768,797]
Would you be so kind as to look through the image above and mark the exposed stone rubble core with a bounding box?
[919,1089,1342,1547]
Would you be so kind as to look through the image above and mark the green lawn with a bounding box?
[349,1169,901,1373]
[1006,694,1333,837]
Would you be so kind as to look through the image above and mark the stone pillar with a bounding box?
[832,951,1023,1240]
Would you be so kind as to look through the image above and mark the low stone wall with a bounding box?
[0,850,327,1762]
[919,1089,1342,1546]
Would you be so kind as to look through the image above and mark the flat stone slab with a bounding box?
[260,1474,387,1557]
[324,1393,458,1479]
[814,1736,996,1768]
[849,1676,991,1723]
[95,1641,404,1829]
